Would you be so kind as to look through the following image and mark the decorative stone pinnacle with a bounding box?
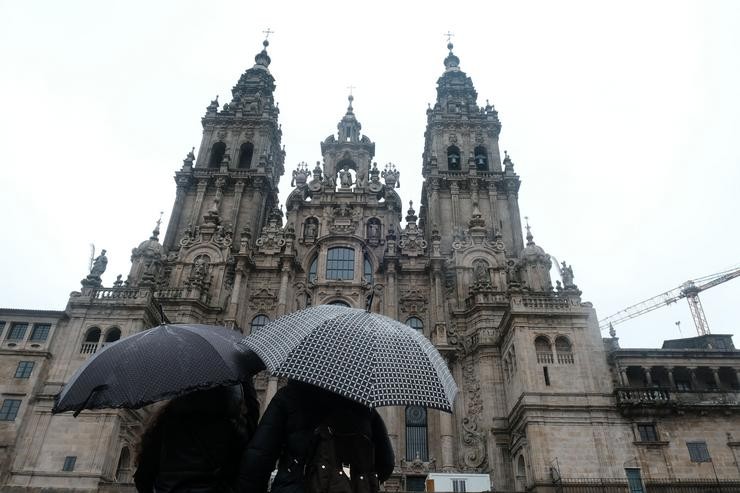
[151,211,163,240]
[609,323,616,338]
[524,216,534,245]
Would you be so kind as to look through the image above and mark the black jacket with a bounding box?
[134,383,259,493]
[238,381,395,493]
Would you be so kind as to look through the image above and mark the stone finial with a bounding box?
[609,323,617,338]
[524,216,534,245]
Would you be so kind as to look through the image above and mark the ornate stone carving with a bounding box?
[399,288,427,314]
[460,355,487,472]
[249,288,277,312]
[381,163,400,188]
[255,207,286,255]
[399,201,427,257]
[291,162,310,188]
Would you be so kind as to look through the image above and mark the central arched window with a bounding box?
[250,315,270,332]
[326,247,355,280]
[406,317,423,333]
[209,142,226,168]
[405,406,428,461]
[329,300,350,307]
[238,142,254,169]
[308,255,318,283]
[447,145,461,171]
[364,255,373,284]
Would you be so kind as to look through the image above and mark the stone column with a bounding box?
[619,367,629,387]
[711,367,722,389]
[688,367,699,389]
[666,366,676,389]
[225,259,245,322]
[189,179,209,226]
[276,263,291,317]
[438,409,455,471]
[643,367,653,387]
[231,180,246,227]
[735,369,740,388]
[450,182,460,235]
[506,182,524,254]
[163,176,190,250]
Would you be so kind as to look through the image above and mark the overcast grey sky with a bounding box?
[1,0,738,348]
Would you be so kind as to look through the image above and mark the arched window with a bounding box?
[208,142,227,168]
[105,327,121,343]
[250,315,270,333]
[406,317,423,333]
[405,406,428,461]
[555,336,574,364]
[326,247,355,280]
[238,142,254,169]
[364,255,373,284]
[308,255,318,283]
[329,300,351,307]
[81,327,101,354]
[115,446,132,483]
[535,336,553,364]
[474,146,488,171]
[447,145,461,171]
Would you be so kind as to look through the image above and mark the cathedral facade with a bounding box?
[1,40,739,492]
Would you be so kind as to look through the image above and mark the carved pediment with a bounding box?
[249,288,277,312]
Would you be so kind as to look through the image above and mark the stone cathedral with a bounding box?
[1,39,739,493]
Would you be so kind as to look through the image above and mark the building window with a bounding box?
[555,336,574,364]
[30,323,51,342]
[62,456,77,472]
[687,441,711,462]
[209,141,226,168]
[452,479,467,493]
[447,145,461,170]
[250,315,270,333]
[81,327,101,354]
[308,256,318,283]
[328,300,350,307]
[7,323,28,341]
[625,468,644,493]
[406,476,426,492]
[15,361,34,379]
[406,317,423,333]
[543,366,551,386]
[115,446,132,483]
[0,321,6,338]
[535,336,553,364]
[0,399,21,421]
[474,145,488,171]
[238,142,254,169]
[637,424,658,442]
[105,328,121,343]
[326,247,355,280]
[363,255,373,284]
[405,406,428,461]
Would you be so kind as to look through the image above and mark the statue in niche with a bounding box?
[474,261,488,284]
[90,250,108,277]
[367,221,380,240]
[339,166,353,188]
[304,219,318,241]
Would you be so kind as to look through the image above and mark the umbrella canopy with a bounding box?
[241,305,458,412]
[53,324,263,415]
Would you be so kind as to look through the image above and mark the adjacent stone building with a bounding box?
[1,39,739,492]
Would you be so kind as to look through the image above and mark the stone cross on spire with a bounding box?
[444,31,454,43]
[262,27,274,40]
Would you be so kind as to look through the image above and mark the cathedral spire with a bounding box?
[444,41,461,72]
[337,94,362,143]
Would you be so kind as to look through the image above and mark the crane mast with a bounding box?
[598,265,740,335]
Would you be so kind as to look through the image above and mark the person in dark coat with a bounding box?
[134,382,259,493]
[238,380,395,493]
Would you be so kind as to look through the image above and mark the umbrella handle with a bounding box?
[73,384,109,418]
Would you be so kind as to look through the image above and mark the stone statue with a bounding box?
[339,166,353,188]
[304,220,317,240]
[561,261,574,287]
[474,261,488,283]
[90,250,108,277]
[368,221,380,240]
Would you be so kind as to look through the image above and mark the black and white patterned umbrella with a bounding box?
[53,324,264,415]
[240,305,458,412]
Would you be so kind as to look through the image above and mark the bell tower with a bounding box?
[419,42,524,256]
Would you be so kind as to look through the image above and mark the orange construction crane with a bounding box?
[598,265,740,336]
